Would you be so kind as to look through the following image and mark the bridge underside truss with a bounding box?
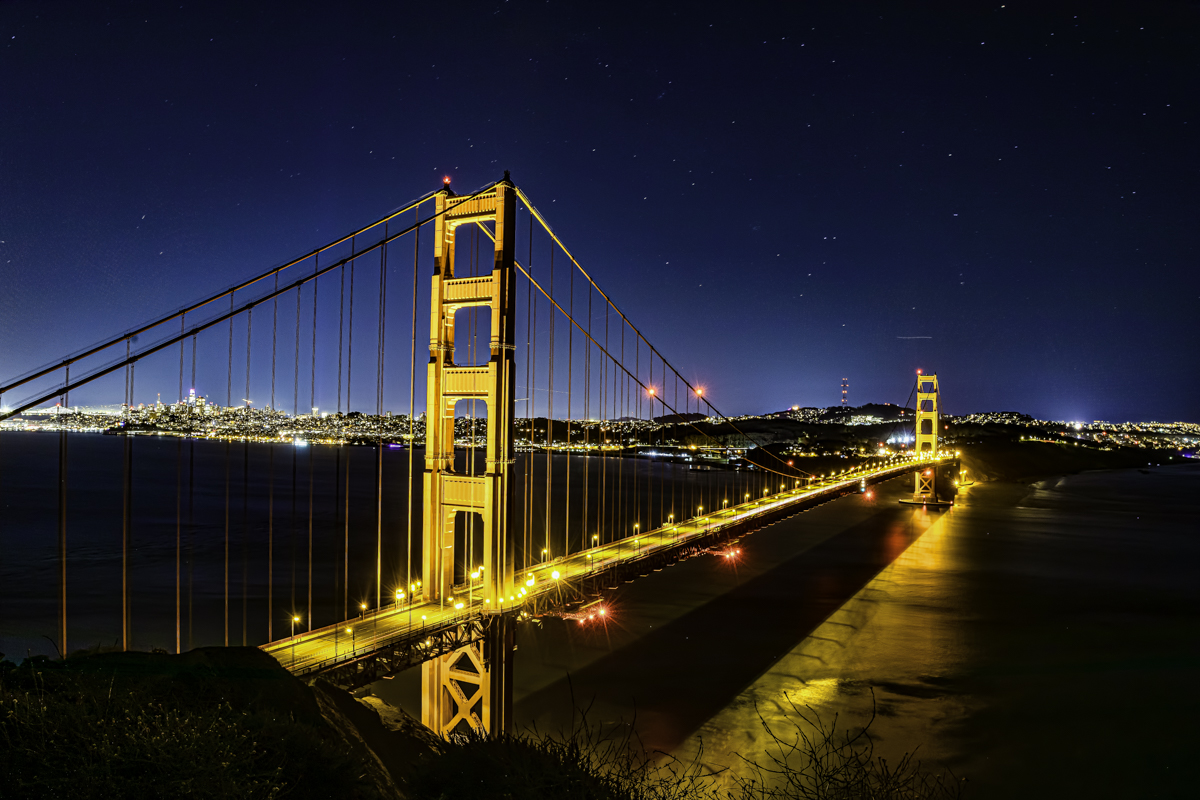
[312,613,513,695]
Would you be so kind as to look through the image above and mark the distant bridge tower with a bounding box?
[841,378,848,406]
[914,372,938,455]
[905,371,947,505]
[421,178,518,737]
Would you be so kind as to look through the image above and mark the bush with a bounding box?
[729,691,963,800]
[407,692,962,800]
[407,707,710,800]
[0,652,375,800]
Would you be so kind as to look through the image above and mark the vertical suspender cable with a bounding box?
[130,359,137,635]
[529,231,537,568]
[224,295,232,646]
[565,255,573,558]
[269,275,278,641]
[333,448,341,623]
[584,285,590,555]
[308,253,318,631]
[407,213,419,624]
[57,367,68,658]
[292,284,301,622]
[188,334,196,649]
[243,309,252,646]
[175,433,182,653]
[336,261,345,619]
[661,357,667,528]
[601,299,608,546]
[123,342,132,651]
[345,249,355,618]
[545,244,552,560]
[376,223,388,613]
[176,317,183,654]
[524,212,533,572]
[619,321,628,546]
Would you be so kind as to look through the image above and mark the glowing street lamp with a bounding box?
[291,616,300,666]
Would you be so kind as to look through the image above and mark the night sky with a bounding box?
[2,1,1197,422]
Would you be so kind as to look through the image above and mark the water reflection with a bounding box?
[669,467,1200,799]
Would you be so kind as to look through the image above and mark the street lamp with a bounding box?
[346,627,355,655]
[291,616,300,667]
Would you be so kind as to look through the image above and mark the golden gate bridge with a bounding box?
[0,174,955,737]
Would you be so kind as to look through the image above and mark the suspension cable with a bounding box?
[0,193,440,397]
[511,187,807,479]
[475,218,806,482]
[0,187,498,422]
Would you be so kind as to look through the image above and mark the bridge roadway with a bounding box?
[261,454,951,677]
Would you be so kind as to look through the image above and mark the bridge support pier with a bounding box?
[421,614,514,737]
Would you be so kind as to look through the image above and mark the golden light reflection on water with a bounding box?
[674,505,965,784]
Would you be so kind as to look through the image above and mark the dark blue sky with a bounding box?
[1,1,1196,422]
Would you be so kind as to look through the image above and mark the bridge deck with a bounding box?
[261,455,950,677]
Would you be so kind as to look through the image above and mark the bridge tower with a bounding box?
[907,372,945,504]
[421,178,518,737]
[915,372,938,456]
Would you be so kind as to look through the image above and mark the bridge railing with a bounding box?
[264,455,953,677]
[520,455,949,610]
